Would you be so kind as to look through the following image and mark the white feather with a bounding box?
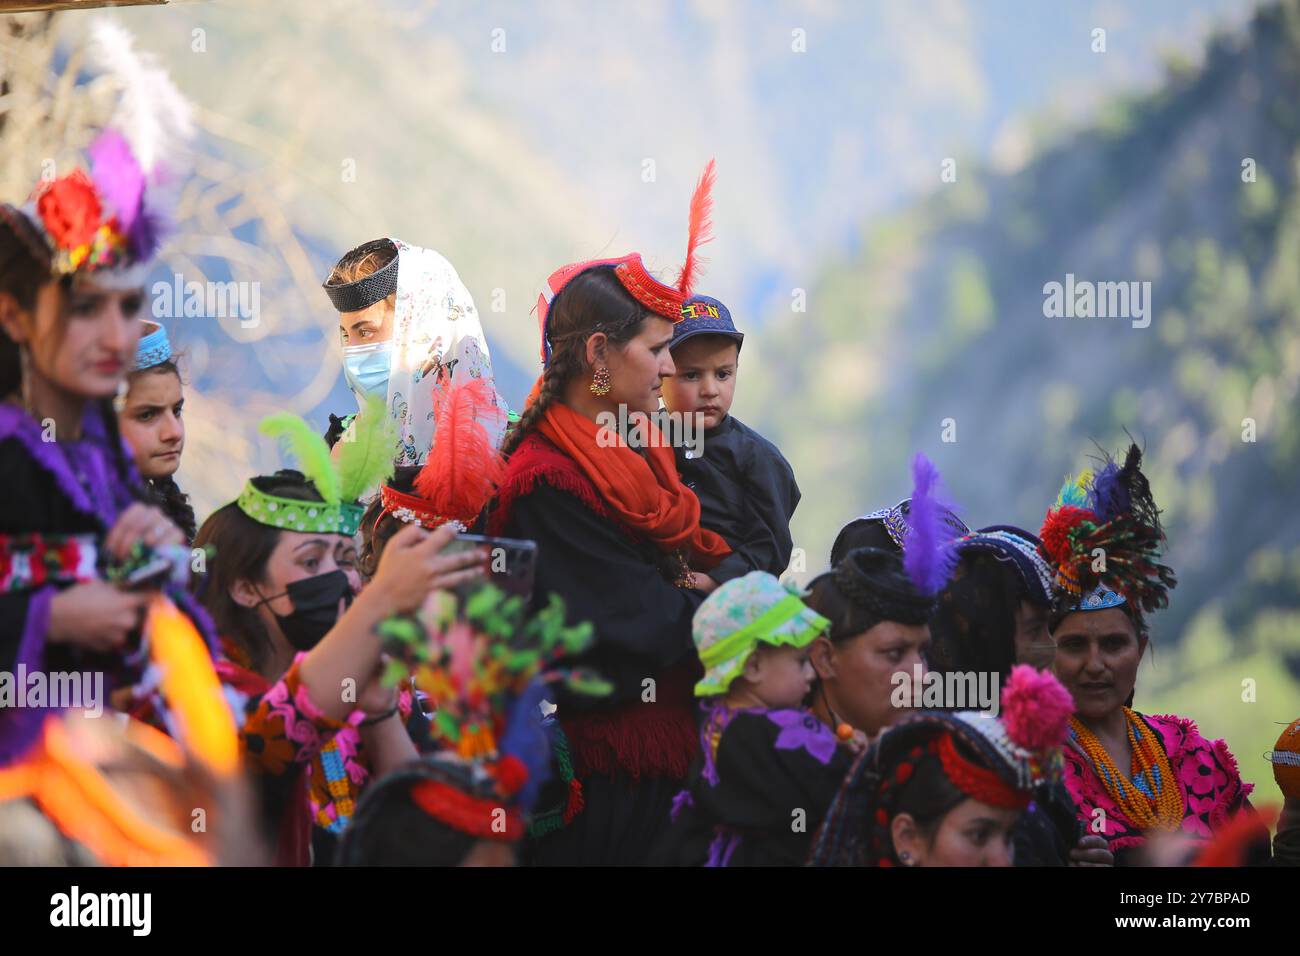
[87,19,193,177]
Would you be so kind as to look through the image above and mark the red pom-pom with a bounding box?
[1038,505,1094,566]
[494,754,529,797]
[1000,664,1075,752]
[34,171,104,250]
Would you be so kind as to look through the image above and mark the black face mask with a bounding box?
[256,569,353,651]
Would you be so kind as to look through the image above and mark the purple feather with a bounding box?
[1089,461,1130,524]
[126,198,167,262]
[904,452,960,595]
[88,130,144,232]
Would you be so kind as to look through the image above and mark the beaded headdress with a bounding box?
[953,525,1055,607]
[535,160,717,367]
[133,321,173,371]
[1037,443,1177,613]
[810,666,1074,866]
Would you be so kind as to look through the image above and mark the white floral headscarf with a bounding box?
[383,239,506,467]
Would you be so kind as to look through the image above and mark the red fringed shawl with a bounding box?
[490,431,700,781]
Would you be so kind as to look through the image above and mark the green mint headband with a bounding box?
[237,481,364,536]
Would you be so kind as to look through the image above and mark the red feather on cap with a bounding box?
[412,377,506,526]
[676,159,716,296]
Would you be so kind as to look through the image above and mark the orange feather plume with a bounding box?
[146,596,239,776]
[413,377,507,525]
[676,158,716,295]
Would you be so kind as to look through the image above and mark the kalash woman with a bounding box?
[486,175,734,865]
[926,523,1112,866]
[800,456,955,745]
[118,320,196,541]
[0,44,218,765]
[193,409,487,864]
[1038,444,1265,865]
[320,237,506,458]
[810,664,1076,866]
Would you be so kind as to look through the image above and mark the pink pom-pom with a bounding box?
[1000,665,1075,752]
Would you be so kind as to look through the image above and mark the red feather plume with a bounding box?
[675,158,716,295]
[413,377,506,526]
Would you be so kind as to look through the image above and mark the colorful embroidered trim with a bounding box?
[0,533,99,592]
[314,740,356,834]
[134,321,172,370]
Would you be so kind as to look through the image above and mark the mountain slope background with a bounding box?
[747,1,1300,789]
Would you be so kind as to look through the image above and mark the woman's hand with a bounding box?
[103,503,184,563]
[47,581,150,652]
[370,524,487,613]
[357,657,400,717]
[1068,834,1114,867]
[689,572,720,594]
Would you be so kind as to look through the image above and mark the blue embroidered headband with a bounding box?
[134,321,172,371]
[1073,586,1126,611]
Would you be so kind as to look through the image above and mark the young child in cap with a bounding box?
[660,295,799,590]
[659,571,854,866]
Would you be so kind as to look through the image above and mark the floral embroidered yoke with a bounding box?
[1062,713,1254,861]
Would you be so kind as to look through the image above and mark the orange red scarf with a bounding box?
[532,394,731,569]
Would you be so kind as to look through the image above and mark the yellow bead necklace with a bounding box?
[1070,708,1184,831]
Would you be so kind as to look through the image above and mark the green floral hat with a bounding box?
[237,395,395,536]
[693,571,830,697]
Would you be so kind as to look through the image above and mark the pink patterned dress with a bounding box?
[1062,713,1255,864]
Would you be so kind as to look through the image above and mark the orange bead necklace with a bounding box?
[1070,708,1184,831]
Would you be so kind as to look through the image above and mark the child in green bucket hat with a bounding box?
[658,572,860,866]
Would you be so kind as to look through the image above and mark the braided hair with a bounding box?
[500,267,652,458]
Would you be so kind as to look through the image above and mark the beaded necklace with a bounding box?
[1070,709,1184,831]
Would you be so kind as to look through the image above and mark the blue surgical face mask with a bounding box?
[343,339,392,399]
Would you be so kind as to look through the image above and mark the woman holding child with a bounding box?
[489,251,731,865]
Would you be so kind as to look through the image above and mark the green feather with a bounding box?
[259,413,341,503]
[336,393,397,502]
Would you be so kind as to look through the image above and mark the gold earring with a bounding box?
[590,366,612,396]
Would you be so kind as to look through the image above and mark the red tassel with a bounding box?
[413,377,506,525]
[675,159,716,296]
[563,778,585,823]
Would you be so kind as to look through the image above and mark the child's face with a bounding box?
[744,644,816,710]
[120,368,185,480]
[661,335,738,430]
